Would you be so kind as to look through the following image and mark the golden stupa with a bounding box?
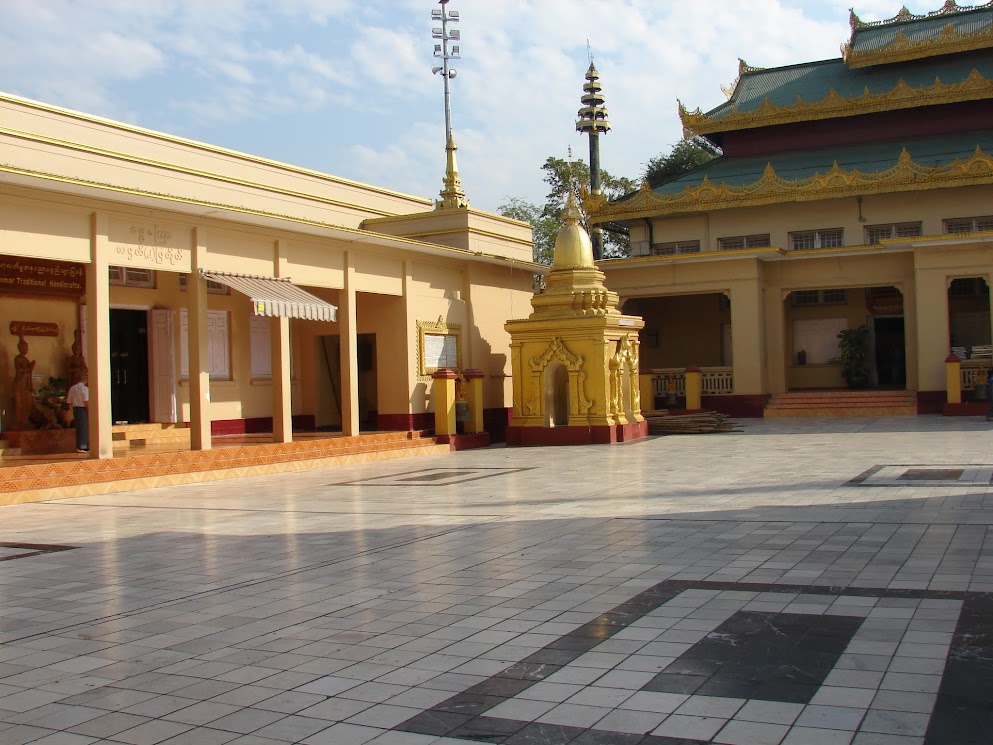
[504,188,646,445]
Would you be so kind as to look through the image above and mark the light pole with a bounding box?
[432,0,468,209]
[576,59,611,259]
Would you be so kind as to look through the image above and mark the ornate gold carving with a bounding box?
[680,68,993,136]
[850,1,989,32]
[416,316,462,379]
[526,337,592,419]
[589,147,993,224]
[843,3,993,68]
[720,59,766,100]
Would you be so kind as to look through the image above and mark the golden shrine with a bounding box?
[505,189,647,445]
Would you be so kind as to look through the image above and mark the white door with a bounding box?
[149,308,177,422]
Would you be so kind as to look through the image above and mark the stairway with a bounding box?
[112,423,191,450]
[764,390,918,418]
[0,439,21,457]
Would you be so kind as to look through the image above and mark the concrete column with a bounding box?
[915,268,952,392]
[946,353,962,405]
[339,253,360,436]
[432,369,457,436]
[728,279,767,395]
[685,365,702,411]
[639,370,656,413]
[271,317,292,442]
[188,229,211,450]
[271,242,292,443]
[86,213,113,459]
[763,287,786,394]
[463,368,485,434]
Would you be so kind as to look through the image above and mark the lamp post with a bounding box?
[431,0,468,209]
[576,59,611,259]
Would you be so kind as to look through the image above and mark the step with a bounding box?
[765,406,918,418]
[765,390,918,417]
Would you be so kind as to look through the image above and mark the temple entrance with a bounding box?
[314,333,377,431]
[873,316,906,387]
[109,309,150,424]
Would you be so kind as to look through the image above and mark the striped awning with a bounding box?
[200,271,337,322]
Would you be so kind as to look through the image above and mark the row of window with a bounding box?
[649,215,993,256]
[108,267,229,294]
[176,310,285,381]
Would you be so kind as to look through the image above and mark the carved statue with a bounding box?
[68,328,88,387]
[12,336,36,430]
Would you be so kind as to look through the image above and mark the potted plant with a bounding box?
[837,325,871,389]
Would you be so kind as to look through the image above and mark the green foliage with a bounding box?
[837,325,871,388]
[498,196,559,265]
[643,138,721,188]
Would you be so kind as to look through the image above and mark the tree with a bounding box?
[498,196,559,265]
[499,156,637,264]
[643,137,721,188]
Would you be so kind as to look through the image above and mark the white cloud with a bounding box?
[0,0,941,211]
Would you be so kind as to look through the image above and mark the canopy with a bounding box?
[200,271,337,322]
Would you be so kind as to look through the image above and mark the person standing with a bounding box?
[66,373,89,452]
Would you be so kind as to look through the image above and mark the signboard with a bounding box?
[424,333,458,369]
[0,257,85,297]
[9,321,59,337]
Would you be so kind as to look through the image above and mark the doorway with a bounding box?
[872,316,906,388]
[315,333,378,431]
[110,309,150,423]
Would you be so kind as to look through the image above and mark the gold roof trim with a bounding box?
[588,147,993,224]
[849,1,991,32]
[680,68,993,136]
[844,11,993,68]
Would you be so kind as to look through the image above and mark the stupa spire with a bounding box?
[431,0,469,209]
[576,48,611,259]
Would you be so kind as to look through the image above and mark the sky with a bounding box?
[0,0,911,214]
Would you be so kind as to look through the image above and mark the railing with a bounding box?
[961,360,992,391]
[648,367,734,397]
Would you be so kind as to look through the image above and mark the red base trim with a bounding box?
[943,402,990,417]
[506,420,648,447]
[917,391,946,415]
[700,395,769,418]
[435,432,492,450]
[210,415,316,436]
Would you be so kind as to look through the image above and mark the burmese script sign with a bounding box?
[111,223,189,272]
[9,321,59,337]
[424,333,458,370]
[0,257,85,297]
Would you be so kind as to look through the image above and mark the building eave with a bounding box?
[589,147,993,224]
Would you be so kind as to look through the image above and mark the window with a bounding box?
[717,234,770,251]
[108,266,155,288]
[179,309,230,380]
[250,316,271,378]
[791,289,848,307]
[790,228,843,250]
[864,222,922,243]
[178,274,230,295]
[651,240,701,256]
[948,277,990,297]
[944,216,993,234]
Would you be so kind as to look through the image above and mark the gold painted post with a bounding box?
[463,369,485,434]
[639,370,656,413]
[432,369,458,436]
[685,365,702,411]
[945,353,963,405]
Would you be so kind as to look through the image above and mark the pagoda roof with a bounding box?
[844,2,993,68]
[681,50,993,137]
[589,129,993,223]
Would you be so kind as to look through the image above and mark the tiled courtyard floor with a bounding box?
[2,416,993,745]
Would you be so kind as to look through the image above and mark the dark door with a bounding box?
[110,309,150,424]
[873,316,906,388]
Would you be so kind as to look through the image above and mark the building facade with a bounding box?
[0,92,539,457]
[594,2,993,416]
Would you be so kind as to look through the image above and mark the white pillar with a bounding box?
[340,252,360,436]
[86,213,113,459]
[188,229,211,450]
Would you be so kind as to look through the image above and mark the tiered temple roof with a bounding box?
[591,2,993,226]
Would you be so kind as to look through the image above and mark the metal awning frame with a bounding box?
[199,270,338,322]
